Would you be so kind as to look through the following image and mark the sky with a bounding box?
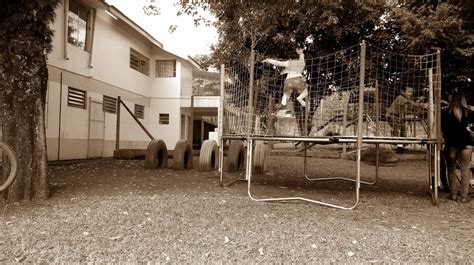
[105,0,218,58]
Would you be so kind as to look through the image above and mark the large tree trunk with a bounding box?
[1,63,49,202]
[0,0,58,201]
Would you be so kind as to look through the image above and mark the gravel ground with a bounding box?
[0,151,473,263]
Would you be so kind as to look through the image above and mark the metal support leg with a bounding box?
[304,143,378,185]
[246,138,360,210]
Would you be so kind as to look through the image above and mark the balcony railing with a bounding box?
[192,70,220,97]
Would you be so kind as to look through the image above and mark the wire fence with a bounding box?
[222,42,441,140]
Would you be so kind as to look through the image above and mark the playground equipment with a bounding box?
[218,41,443,209]
[114,97,194,171]
[0,142,18,192]
[115,69,220,171]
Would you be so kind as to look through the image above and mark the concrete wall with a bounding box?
[42,0,198,160]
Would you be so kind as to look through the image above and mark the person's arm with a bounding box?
[262,58,289,67]
[406,98,426,108]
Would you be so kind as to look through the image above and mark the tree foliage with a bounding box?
[391,0,473,92]
[179,0,472,93]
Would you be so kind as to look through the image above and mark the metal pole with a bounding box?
[356,41,367,196]
[342,96,348,154]
[115,96,121,151]
[88,9,96,68]
[57,72,63,161]
[434,50,442,204]
[375,80,380,136]
[118,98,154,140]
[248,50,255,136]
[375,80,380,179]
[218,64,225,176]
[63,0,69,60]
[218,64,225,143]
[428,68,434,138]
[190,95,194,145]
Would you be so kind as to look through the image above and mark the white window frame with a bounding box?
[130,48,150,76]
[155,60,176,78]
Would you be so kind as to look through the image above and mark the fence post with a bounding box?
[356,41,367,193]
[218,64,225,143]
[248,49,255,136]
[428,68,434,138]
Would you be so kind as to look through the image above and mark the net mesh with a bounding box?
[222,42,440,140]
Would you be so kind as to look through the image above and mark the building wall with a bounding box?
[42,1,200,160]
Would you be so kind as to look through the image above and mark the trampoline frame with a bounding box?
[216,42,443,209]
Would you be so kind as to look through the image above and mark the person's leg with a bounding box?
[446,146,460,200]
[281,79,294,106]
[458,146,472,202]
[293,78,308,107]
[281,91,290,106]
[296,87,308,107]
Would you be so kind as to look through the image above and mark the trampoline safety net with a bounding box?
[221,42,441,140]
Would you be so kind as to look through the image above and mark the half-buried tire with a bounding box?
[253,142,268,175]
[199,140,218,171]
[226,140,245,172]
[145,139,168,169]
[172,140,193,170]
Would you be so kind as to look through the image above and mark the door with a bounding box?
[88,99,105,158]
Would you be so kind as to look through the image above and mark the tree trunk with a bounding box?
[1,71,49,202]
[0,0,57,201]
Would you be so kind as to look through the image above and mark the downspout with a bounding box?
[63,0,69,60]
[58,72,63,161]
[88,9,96,69]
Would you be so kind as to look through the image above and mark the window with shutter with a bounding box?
[67,87,87,109]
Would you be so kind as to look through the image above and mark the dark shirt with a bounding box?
[441,109,474,148]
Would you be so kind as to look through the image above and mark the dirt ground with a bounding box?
[0,147,473,263]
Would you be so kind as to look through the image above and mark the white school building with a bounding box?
[45,0,219,161]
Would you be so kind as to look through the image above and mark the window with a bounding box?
[68,1,91,51]
[156,60,176,77]
[130,48,149,75]
[134,104,145,119]
[159,113,170,125]
[68,87,86,109]
[103,95,117,114]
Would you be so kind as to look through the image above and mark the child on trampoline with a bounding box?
[386,86,426,152]
[262,48,308,109]
[386,86,426,137]
[441,89,474,203]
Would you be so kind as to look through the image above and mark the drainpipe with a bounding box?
[88,9,96,69]
[58,72,63,161]
[63,0,69,60]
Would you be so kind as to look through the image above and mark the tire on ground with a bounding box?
[226,140,245,172]
[0,142,18,192]
[253,142,268,175]
[199,140,218,171]
[145,139,168,169]
[172,140,193,170]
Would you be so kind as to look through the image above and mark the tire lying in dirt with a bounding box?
[253,142,268,175]
[145,139,168,169]
[226,140,245,172]
[172,140,193,170]
[199,140,219,171]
